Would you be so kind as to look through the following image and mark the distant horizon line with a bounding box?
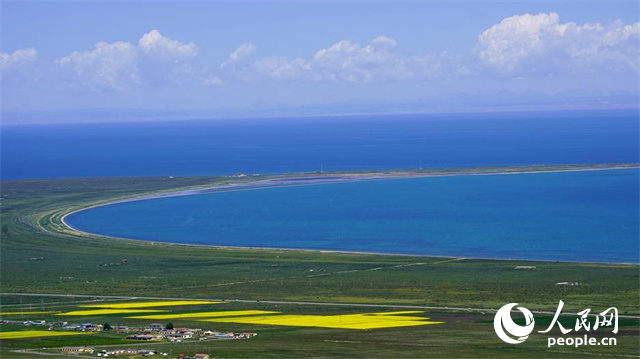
[1,107,638,126]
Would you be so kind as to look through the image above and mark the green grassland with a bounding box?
[1,166,639,358]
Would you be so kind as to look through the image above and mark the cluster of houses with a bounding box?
[60,347,211,358]
[21,319,47,326]
[64,322,104,331]
[62,347,169,357]
[0,319,101,332]
[60,347,198,359]
[56,323,255,357]
[8,320,260,342]
[96,349,164,357]
[3,318,255,358]
[123,323,256,342]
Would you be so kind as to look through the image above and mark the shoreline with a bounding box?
[53,164,640,266]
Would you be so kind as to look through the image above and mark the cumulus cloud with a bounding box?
[221,36,459,83]
[308,36,454,81]
[137,30,199,86]
[57,41,139,91]
[477,12,640,76]
[5,13,639,100]
[0,48,37,71]
[1,48,40,94]
[56,29,197,90]
[253,56,309,80]
[226,43,257,64]
[138,29,197,57]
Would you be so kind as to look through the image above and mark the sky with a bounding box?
[1,1,639,121]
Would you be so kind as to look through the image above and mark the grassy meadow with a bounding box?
[0,168,638,358]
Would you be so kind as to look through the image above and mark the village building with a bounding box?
[125,334,162,341]
[23,320,46,325]
[60,346,94,354]
[79,323,103,331]
[112,325,131,333]
[175,327,202,335]
[147,323,164,331]
[48,321,68,327]
[166,332,193,340]
[214,332,235,339]
[104,348,138,356]
[177,354,210,359]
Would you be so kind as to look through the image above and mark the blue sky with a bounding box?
[1,1,639,120]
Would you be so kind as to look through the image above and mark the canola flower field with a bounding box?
[0,331,88,340]
[203,312,443,330]
[49,300,223,317]
[129,310,278,319]
[1,301,444,337]
[57,309,167,316]
[109,301,443,330]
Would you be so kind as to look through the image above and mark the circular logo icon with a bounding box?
[494,303,535,344]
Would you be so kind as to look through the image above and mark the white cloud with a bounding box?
[56,30,198,90]
[308,36,453,81]
[7,14,639,104]
[56,41,139,90]
[371,35,397,50]
[226,43,257,63]
[138,29,197,57]
[137,30,199,86]
[253,56,309,80]
[224,36,458,83]
[477,12,640,75]
[216,43,261,82]
[0,48,37,71]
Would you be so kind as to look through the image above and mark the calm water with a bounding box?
[67,169,640,263]
[2,110,638,180]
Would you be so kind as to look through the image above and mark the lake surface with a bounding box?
[2,110,638,180]
[66,169,640,263]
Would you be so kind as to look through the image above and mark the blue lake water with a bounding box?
[66,169,640,263]
[2,110,638,180]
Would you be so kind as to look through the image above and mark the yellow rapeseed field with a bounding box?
[58,309,167,316]
[201,311,444,330]
[0,331,88,340]
[369,311,425,316]
[79,300,223,309]
[128,310,278,319]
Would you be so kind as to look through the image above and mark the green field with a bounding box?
[1,166,638,358]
